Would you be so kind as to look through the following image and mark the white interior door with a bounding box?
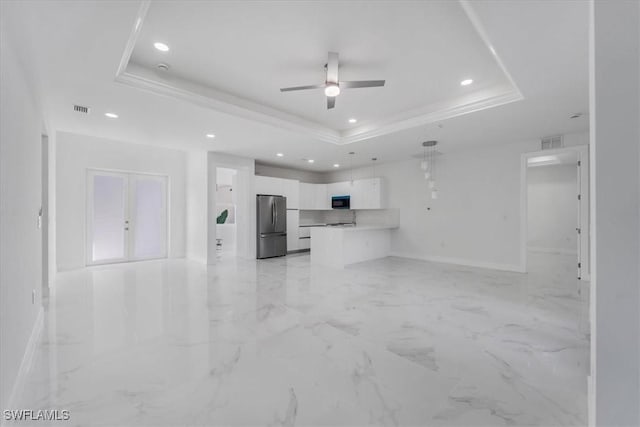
[129,174,168,261]
[87,171,129,264]
[87,170,167,265]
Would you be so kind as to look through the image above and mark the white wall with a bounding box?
[56,132,186,270]
[0,22,44,410]
[255,163,325,183]
[326,138,558,271]
[186,151,208,264]
[590,1,640,425]
[527,164,578,254]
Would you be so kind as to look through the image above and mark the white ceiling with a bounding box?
[129,1,513,133]
[1,0,588,172]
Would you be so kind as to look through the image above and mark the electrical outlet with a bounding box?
[32,289,35,304]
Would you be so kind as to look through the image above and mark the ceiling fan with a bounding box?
[280,52,385,110]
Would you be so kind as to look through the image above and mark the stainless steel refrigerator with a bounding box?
[256,194,287,259]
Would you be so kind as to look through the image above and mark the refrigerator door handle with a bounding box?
[272,201,275,226]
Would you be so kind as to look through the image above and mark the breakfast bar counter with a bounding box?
[310,224,398,268]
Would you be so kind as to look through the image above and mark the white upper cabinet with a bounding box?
[327,181,351,198]
[255,176,299,209]
[300,182,328,210]
[282,178,299,209]
[299,183,314,210]
[255,175,281,196]
[314,184,329,209]
[258,176,384,211]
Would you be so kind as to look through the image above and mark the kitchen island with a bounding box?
[310,224,398,268]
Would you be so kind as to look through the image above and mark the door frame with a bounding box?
[86,168,169,266]
[519,145,590,280]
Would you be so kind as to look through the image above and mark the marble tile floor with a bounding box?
[11,252,589,426]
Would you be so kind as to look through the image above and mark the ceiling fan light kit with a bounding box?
[324,83,340,97]
[280,52,386,109]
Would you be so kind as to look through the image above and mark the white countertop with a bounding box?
[311,224,398,232]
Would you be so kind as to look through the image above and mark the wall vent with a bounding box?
[73,104,90,114]
[541,135,563,150]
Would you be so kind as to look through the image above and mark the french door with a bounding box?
[87,170,168,265]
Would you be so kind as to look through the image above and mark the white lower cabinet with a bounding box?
[286,210,299,251]
[298,226,311,250]
[298,238,310,250]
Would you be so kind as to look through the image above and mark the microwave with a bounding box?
[331,195,350,209]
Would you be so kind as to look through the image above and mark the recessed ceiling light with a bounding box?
[333,163,340,168]
[206,133,215,138]
[460,79,473,86]
[276,153,284,157]
[154,42,170,52]
[307,159,315,163]
[105,112,118,119]
[324,84,340,97]
[348,118,357,124]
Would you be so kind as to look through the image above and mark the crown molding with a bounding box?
[116,65,341,144]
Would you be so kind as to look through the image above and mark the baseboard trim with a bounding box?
[4,307,44,413]
[389,252,524,273]
[528,246,578,255]
[288,249,310,255]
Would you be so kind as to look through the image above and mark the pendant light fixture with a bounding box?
[349,151,355,186]
[371,157,378,189]
[421,140,438,199]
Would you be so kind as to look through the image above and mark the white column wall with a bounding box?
[0,19,44,410]
[590,1,640,425]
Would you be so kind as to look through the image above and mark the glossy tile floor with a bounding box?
[15,252,589,426]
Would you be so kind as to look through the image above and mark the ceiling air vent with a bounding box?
[541,135,563,150]
[73,104,90,114]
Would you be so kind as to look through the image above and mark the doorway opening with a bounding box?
[527,151,580,277]
[215,167,238,259]
[86,169,168,265]
[521,146,589,280]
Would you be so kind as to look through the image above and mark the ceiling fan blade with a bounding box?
[280,84,325,92]
[340,80,386,89]
[326,52,339,84]
[327,96,336,109]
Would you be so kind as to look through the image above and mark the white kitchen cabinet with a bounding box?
[259,176,384,212]
[255,175,282,196]
[299,183,328,210]
[299,183,314,209]
[327,181,351,198]
[282,178,299,209]
[286,210,299,251]
[255,175,299,209]
[314,183,329,209]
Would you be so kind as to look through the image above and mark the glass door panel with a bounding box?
[89,172,128,263]
[87,170,168,265]
[130,175,167,260]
